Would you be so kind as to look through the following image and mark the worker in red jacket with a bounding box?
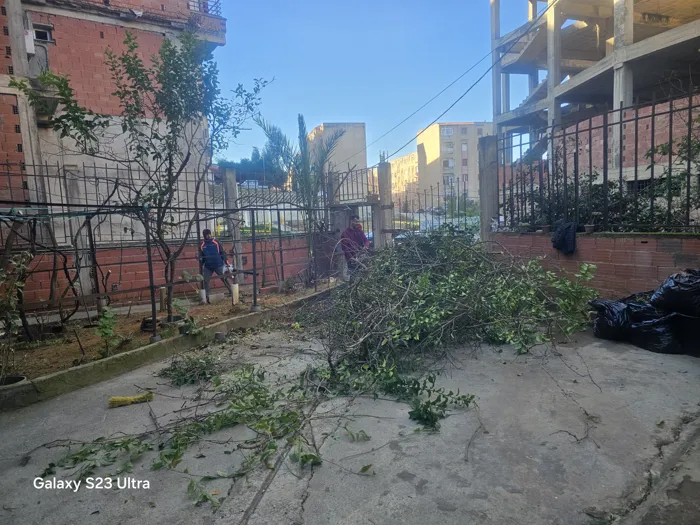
[340,215,369,276]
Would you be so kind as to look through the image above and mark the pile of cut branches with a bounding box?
[302,225,597,370]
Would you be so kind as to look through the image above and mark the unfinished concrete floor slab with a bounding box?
[1,330,700,525]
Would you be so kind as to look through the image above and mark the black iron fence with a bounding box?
[392,179,480,235]
[497,88,700,232]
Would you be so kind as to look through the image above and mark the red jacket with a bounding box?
[340,225,369,261]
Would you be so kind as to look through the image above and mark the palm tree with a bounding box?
[256,114,344,284]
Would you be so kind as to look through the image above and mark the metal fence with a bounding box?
[497,88,700,232]
[0,162,354,316]
[392,180,480,235]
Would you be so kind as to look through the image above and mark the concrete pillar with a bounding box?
[546,0,561,97]
[503,73,511,113]
[6,0,29,77]
[528,0,537,21]
[478,136,498,242]
[491,0,502,118]
[528,72,539,95]
[612,0,633,109]
[375,161,392,249]
[612,0,634,169]
[223,168,244,284]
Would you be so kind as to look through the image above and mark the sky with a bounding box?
[215,0,530,165]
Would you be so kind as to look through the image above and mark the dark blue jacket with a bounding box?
[200,238,226,269]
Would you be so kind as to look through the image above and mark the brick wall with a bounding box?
[29,12,164,114]
[0,0,12,75]
[0,94,26,204]
[20,236,312,308]
[492,232,700,299]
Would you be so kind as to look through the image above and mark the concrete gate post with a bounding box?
[375,161,393,249]
[479,136,499,242]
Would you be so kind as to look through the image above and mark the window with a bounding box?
[442,142,454,154]
[21,180,28,189]
[440,126,454,137]
[443,175,455,186]
[477,128,483,136]
[14,124,20,133]
[7,65,13,75]
[1,7,6,15]
[5,46,10,56]
[462,158,468,167]
[34,28,52,41]
[3,27,8,36]
[461,143,468,153]
[100,31,105,39]
[12,105,18,115]
[443,158,455,169]
[460,127,468,135]
[17,144,23,153]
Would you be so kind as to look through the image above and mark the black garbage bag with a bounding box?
[589,299,692,355]
[650,269,700,317]
[589,299,628,341]
[626,313,683,354]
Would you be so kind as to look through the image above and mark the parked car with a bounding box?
[239,180,268,189]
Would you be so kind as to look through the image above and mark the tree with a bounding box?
[12,32,266,320]
[257,114,343,284]
[219,133,289,188]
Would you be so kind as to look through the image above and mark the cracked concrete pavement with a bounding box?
[2,329,700,525]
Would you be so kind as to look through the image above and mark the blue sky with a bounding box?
[215,0,529,164]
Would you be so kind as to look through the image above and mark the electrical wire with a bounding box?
[384,0,558,161]
[334,0,557,169]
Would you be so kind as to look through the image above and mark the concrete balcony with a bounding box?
[187,1,226,47]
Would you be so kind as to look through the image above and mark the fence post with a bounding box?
[143,208,161,343]
[478,136,498,242]
[223,167,244,284]
[376,161,392,249]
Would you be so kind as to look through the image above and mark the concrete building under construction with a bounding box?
[491,0,700,141]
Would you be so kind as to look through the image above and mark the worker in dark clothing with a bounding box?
[200,228,232,303]
[340,215,369,277]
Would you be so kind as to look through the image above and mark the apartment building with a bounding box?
[0,0,226,245]
[389,152,418,206]
[0,0,225,168]
[308,122,368,203]
[416,122,494,201]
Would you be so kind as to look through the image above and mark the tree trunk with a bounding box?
[166,259,176,322]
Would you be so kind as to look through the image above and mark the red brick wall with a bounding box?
[20,236,312,308]
[0,94,26,205]
[492,232,700,299]
[29,12,164,114]
[0,0,12,76]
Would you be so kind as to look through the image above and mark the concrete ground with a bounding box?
[2,328,700,525]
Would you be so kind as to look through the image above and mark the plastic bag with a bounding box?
[589,299,685,355]
[626,313,682,354]
[650,269,700,317]
[589,299,628,341]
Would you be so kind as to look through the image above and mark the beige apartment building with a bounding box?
[389,152,419,207]
[308,122,368,203]
[416,122,494,201]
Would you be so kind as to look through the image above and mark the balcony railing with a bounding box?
[188,0,221,17]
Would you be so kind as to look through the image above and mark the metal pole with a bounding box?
[251,210,260,312]
[687,82,693,227]
[667,99,674,228]
[144,208,161,343]
[277,209,285,282]
[603,110,609,230]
